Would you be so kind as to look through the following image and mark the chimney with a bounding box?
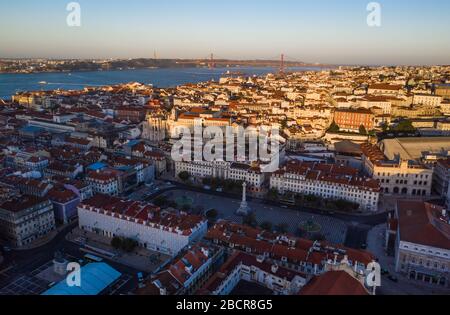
[201,247,210,258]
[271,264,279,274]
[341,255,349,266]
[185,265,193,274]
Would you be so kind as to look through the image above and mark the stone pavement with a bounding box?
[162,190,349,245]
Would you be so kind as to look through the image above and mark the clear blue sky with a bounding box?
[0,0,449,65]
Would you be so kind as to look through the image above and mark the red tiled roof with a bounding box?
[397,200,450,250]
[300,271,369,295]
[47,186,79,203]
[0,195,50,213]
[80,194,205,235]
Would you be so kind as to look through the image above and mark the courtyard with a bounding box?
[158,190,349,245]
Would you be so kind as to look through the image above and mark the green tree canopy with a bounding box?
[243,213,258,228]
[392,120,416,133]
[260,221,273,231]
[111,237,122,250]
[178,171,191,182]
[206,209,218,220]
[154,195,168,207]
[359,125,368,135]
[275,223,289,234]
[328,121,340,133]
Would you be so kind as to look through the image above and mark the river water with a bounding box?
[0,66,325,100]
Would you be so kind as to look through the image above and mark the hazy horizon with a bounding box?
[1,0,450,65]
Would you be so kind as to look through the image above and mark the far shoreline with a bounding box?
[0,65,332,100]
[0,64,334,76]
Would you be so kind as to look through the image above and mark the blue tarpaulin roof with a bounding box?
[87,162,108,171]
[20,125,43,133]
[42,263,121,296]
[125,140,141,147]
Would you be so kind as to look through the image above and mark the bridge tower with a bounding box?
[208,53,215,69]
[279,53,285,74]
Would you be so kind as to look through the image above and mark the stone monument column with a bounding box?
[236,182,252,216]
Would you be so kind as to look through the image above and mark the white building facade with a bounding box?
[77,202,208,257]
[175,160,266,192]
[270,161,380,212]
[0,197,56,247]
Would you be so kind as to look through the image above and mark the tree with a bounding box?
[297,228,307,238]
[181,204,191,212]
[304,194,319,203]
[167,200,178,208]
[206,209,218,221]
[393,120,416,133]
[359,125,368,135]
[178,171,191,182]
[242,213,258,228]
[154,195,168,207]
[223,179,233,192]
[195,205,205,215]
[267,188,279,201]
[309,233,326,242]
[275,223,289,234]
[259,221,273,231]
[260,221,273,231]
[111,237,122,250]
[121,238,138,253]
[328,121,340,133]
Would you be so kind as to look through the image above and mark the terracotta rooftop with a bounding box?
[274,160,380,192]
[397,200,450,250]
[80,194,206,235]
[47,186,79,203]
[369,83,403,91]
[299,271,369,295]
[206,221,375,267]
[0,195,50,213]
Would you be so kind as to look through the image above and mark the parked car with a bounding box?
[381,268,390,276]
[2,246,11,253]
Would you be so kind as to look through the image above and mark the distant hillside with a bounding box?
[0,58,333,74]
